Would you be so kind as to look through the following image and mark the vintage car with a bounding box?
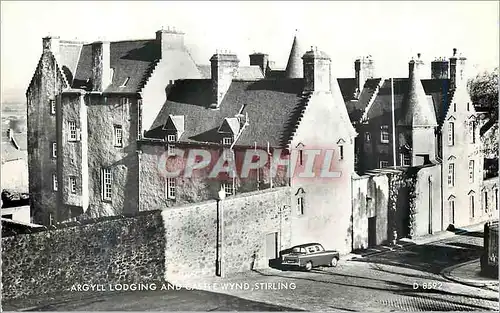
[281,243,340,271]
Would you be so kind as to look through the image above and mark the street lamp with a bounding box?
[216,186,226,277]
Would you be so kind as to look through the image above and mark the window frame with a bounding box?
[51,142,57,159]
[114,125,123,148]
[68,121,78,142]
[448,163,455,187]
[50,99,56,115]
[380,125,389,144]
[468,160,474,183]
[102,168,112,201]
[469,194,475,218]
[166,177,176,199]
[297,196,305,215]
[52,173,58,192]
[448,122,454,146]
[69,176,77,194]
[365,132,371,143]
[449,199,455,224]
[339,145,344,160]
[401,153,411,166]
[379,161,389,168]
[222,182,234,196]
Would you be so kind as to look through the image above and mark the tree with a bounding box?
[468,68,499,160]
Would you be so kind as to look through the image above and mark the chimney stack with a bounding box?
[354,56,375,98]
[156,27,185,59]
[431,57,449,79]
[42,36,60,61]
[449,48,466,90]
[210,51,240,108]
[91,41,111,92]
[249,53,269,77]
[302,47,331,93]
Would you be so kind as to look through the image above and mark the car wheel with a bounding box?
[330,257,339,267]
[305,261,313,271]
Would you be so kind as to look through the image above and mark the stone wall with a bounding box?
[2,188,291,300]
[1,210,165,300]
[352,173,389,249]
[412,164,443,237]
[162,187,291,281]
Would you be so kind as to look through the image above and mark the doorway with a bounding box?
[265,232,278,260]
[368,216,377,247]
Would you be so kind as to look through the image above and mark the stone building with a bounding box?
[26,27,495,254]
[141,35,356,253]
[341,49,490,232]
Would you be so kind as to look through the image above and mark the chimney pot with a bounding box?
[453,48,457,56]
[417,53,421,59]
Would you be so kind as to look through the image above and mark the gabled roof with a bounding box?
[163,115,185,133]
[399,63,438,127]
[146,78,305,147]
[72,39,161,93]
[218,117,240,135]
[340,78,383,122]
[197,64,264,80]
[284,35,304,79]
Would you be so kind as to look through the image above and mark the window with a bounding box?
[469,194,475,218]
[470,121,476,144]
[69,176,77,194]
[484,191,489,212]
[401,153,411,166]
[222,182,234,196]
[467,102,470,111]
[120,97,130,106]
[297,196,304,215]
[449,200,455,224]
[102,168,112,201]
[68,121,77,141]
[166,177,176,199]
[222,137,232,146]
[50,99,56,115]
[448,122,454,146]
[167,134,176,156]
[365,132,371,143]
[51,142,57,158]
[2,214,13,219]
[453,103,456,112]
[52,173,58,191]
[379,161,389,168]
[339,145,344,160]
[114,125,123,147]
[120,77,130,87]
[495,189,499,211]
[468,160,474,183]
[299,149,303,166]
[380,125,389,143]
[448,164,455,187]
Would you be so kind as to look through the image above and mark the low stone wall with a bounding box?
[352,173,389,249]
[2,188,291,300]
[162,187,292,281]
[1,211,165,300]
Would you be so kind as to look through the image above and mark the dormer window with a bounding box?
[120,77,130,88]
[222,137,233,146]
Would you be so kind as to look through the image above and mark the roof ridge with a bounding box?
[359,78,384,123]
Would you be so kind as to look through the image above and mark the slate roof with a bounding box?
[399,64,438,127]
[197,64,264,80]
[364,78,453,127]
[146,79,305,147]
[71,39,161,93]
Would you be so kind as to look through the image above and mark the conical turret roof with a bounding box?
[284,32,304,79]
[399,60,437,127]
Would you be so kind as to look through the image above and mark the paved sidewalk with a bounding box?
[442,258,499,291]
[343,222,486,261]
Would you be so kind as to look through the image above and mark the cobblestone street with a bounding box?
[171,231,499,312]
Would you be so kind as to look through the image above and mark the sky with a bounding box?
[1,1,499,103]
